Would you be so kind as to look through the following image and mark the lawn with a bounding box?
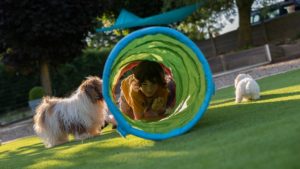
[1,69,300,169]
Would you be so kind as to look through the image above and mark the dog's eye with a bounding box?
[95,95,103,100]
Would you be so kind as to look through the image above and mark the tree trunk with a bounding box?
[262,21,269,43]
[209,30,218,57]
[236,0,255,49]
[40,60,52,96]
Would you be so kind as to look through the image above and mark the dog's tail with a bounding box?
[33,97,51,133]
[245,81,253,95]
[245,80,260,96]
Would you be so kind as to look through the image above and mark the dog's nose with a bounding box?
[95,95,103,100]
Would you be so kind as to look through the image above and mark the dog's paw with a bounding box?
[101,121,109,129]
[235,98,242,103]
[242,98,250,102]
[45,140,67,148]
[112,125,117,129]
[75,133,94,140]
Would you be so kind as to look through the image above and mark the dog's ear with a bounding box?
[81,77,103,103]
[234,79,238,88]
[84,85,99,103]
[234,74,242,88]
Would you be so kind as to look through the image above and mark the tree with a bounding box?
[163,0,277,49]
[234,0,279,48]
[236,0,255,48]
[87,0,164,48]
[162,0,236,41]
[175,8,232,41]
[0,0,104,95]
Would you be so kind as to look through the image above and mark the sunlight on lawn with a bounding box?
[1,69,300,169]
[210,84,300,109]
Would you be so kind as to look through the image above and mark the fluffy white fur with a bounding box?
[34,76,106,148]
[234,74,260,103]
[102,106,117,129]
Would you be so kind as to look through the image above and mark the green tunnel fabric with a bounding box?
[109,34,206,133]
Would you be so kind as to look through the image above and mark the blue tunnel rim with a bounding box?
[102,26,215,140]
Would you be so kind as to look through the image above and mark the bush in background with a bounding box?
[28,87,45,101]
[51,47,110,97]
[0,64,39,114]
[0,47,110,114]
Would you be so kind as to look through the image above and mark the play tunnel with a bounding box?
[102,26,214,140]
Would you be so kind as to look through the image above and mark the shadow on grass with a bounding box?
[1,89,300,169]
[54,98,300,169]
[199,92,300,131]
[211,89,300,107]
[0,128,122,166]
[260,91,300,101]
[210,98,235,106]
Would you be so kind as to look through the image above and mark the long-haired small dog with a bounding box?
[234,74,260,103]
[34,76,106,148]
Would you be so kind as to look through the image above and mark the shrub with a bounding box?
[296,32,300,40]
[0,63,39,114]
[0,47,110,114]
[51,47,110,96]
[28,87,45,101]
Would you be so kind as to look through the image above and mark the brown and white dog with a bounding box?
[34,76,106,148]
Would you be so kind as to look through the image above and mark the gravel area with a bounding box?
[214,58,300,89]
[1,58,300,144]
[0,118,35,144]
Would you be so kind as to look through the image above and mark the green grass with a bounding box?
[1,69,300,169]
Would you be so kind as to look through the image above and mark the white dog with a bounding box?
[34,76,107,148]
[234,74,260,103]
